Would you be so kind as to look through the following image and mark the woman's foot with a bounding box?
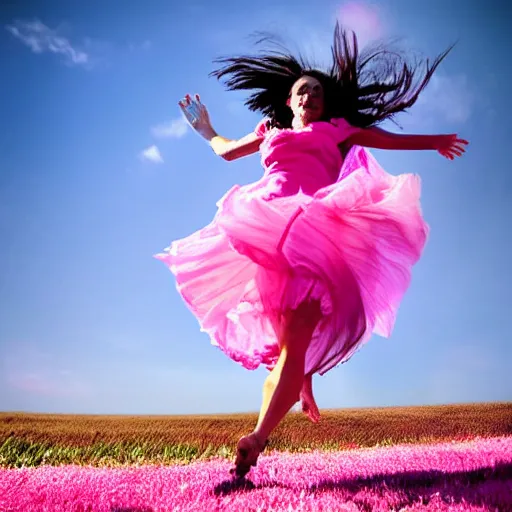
[231,433,268,479]
[300,374,320,423]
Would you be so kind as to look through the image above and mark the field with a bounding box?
[1,402,511,511]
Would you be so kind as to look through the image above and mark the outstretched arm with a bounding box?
[179,93,263,161]
[207,132,263,161]
[348,127,468,160]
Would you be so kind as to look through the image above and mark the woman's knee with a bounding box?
[264,373,278,392]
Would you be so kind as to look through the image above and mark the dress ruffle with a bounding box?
[155,146,428,375]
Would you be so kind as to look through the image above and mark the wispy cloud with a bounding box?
[151,117,189,139]
[405,74,474,128]
[129,40,152,52]
[139,145,164,163]
[6,19,89,66]
[136,117,188,166]
[421,74,474,124]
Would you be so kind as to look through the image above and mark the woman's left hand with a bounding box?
[436,134,469,160]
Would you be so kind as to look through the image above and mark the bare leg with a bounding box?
[300,372,321,423]
[233,300,321,477]
[256,314,320,429]
[257,372,319,429]
[254,311,298,432]
[255,360,283,432]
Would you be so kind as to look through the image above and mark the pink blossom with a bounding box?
[0,436,510,511]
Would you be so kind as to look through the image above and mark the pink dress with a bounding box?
[155,118,428,375]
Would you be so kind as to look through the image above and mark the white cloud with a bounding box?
[151,117,189,139]
[6,19,89,66]
[139,145,164,163]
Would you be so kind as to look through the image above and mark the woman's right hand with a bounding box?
[178,93,215,139]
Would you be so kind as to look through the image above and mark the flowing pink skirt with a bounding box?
[155,147,428,375]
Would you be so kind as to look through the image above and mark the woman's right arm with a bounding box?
[207,132,263,161]
[179,93,263,161]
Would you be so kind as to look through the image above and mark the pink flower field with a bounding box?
[1,436,510,511]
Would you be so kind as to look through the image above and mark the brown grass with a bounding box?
[1,402,511,452]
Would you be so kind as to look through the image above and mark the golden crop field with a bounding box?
[1,402,511,468]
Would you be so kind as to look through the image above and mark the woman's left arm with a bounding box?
[348,127,468,160]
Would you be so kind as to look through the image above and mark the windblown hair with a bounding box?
[210,23,453,129]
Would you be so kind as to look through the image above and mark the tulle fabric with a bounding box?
[155,145,428,375]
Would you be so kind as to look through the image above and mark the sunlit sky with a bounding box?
[1,0,510,415]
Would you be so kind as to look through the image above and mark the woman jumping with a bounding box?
[155,24,468,478]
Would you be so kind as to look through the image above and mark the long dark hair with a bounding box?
[210,23,453,129]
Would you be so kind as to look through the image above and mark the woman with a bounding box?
[155,25,467,478]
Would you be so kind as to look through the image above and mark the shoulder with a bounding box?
[254,118,272,137]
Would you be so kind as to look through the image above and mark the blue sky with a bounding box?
[1,0,510,415]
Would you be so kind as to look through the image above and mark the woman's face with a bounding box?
[288,75,325,125]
